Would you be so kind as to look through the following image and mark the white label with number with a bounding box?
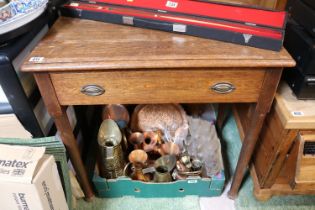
[292,111,304,117]
[29,57,44,63]
[187,180,198,184]
[166,1,178,8]
[70,2,79,6]
[122,16,134,25]
[173,24,186,33]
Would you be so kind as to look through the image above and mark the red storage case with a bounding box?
[60,0,286,51]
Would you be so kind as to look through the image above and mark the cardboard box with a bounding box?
[93,171,225,198]
[0,144,68,210]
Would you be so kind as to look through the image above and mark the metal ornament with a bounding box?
[102,104,130,129]
[128,149,150,182]
[191,158,203,171]
[154,155,176,171]
[128,132,145,149]
[153,165,173,182]
[153,155,176,182]
[180,154,192,169]
[160,142,180,156]
[142,131,159,152]
[98,119,125,179]
[130,104,188,148]
[128,149,148,165]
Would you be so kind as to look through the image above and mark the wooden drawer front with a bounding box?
[295,132,315,185]
[51,69,265,105]
[284,131,315,190]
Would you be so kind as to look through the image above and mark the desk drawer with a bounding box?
[50,69,265,105]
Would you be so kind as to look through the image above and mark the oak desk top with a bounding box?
[22,17,295,72]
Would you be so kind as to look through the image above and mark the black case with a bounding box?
[303,0,315,10]
[0,12,51,137]
[284,22,315,75]
[284,67,315,99]
[60,4,284,51]
[288,0,315,37]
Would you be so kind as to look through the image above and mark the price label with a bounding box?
[173,24,186,33]
[187,180,198,184]
[166,1,178,8]
[70,2,79,6]
[123,16,134,25]
[29,57,44,63]
[292,111,304,117]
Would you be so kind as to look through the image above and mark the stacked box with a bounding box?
[284,0,315,99]
[60,0,287,51]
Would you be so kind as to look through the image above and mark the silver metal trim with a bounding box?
[80,84,105,96]
[210,82,236,94]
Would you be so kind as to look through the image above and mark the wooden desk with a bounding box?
[21,17,295,200]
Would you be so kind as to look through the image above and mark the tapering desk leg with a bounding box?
[34,73,94,200]
[217,104,227,131]
[228,69,283,199]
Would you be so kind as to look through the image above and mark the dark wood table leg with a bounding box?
[34,73,95,200]
[228,69,283,199]
[217,104,227,131]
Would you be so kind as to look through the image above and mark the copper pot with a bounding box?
[160,142,180,156]
[128,132,144,149]
[102,104,130,129]
[142,131,158,152]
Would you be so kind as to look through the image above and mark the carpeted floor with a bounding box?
[76,113,315,210]
[76,196,200,210]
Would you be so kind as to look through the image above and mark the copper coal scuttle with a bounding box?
[97,104,223,183]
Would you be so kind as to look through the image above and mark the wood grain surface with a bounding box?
[34,73,94,199]
[21,17,295,72]
[275,82,315,129]
[233,107,315,200]
[50,69,265,105]
[216,0,287,9]
[228,69,283,199]
[294,133,315,184]
[233,104,298,188]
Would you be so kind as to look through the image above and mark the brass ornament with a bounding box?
[98,119,125,179]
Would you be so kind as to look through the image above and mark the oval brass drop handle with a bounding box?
[210,82,236,94]
[80,84,105,96]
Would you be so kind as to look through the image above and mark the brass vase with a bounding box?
[98,119,125,179]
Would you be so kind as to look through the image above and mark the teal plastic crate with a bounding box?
[93,170,225,197]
